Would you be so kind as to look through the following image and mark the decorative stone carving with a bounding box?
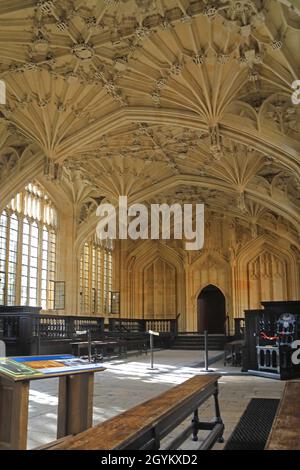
[0,152,21,183]
[181,15,192,24]
[135,0,156,11]
[44,157,62,182]
[248,70,259,82]
[271,40,283,50]
[161,17,173,29]
[217,54,230,65]
[32,31,49,53]
[156,77,167,89]
[135,26,151,40]
[193,53,205,64]
[203,5,217,18]
[23,62,39,71]
[104,0,120,5]
[238,192,246,212]
[218,0,265,32]
[168,62,182,75]
[56,19,69,31]
[71,43,94,61]
[250,223,258,239]
[248,251,286,308]
[78,200,98,225]
[38,1,55,14]
[151,90,160,104]
[209,125,222,160]
[84,16,97,29]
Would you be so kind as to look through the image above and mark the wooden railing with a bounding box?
[108,318,145,334]
[109,316,178,335]
[0,306,104,356]
[145,318,177,334]
[0,307,179,356]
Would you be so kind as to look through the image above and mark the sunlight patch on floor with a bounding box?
[29,389,58,407]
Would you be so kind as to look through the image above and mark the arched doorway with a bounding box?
[197,285,226,334]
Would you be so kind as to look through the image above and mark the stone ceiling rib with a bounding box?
[129,173,300,232]
[0,0,298,236]
[0,0,36,16]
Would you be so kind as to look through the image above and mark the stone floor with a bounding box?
[27,349,285,450]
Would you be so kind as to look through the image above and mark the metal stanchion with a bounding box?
[200,330,214,372]
[147,330,159,370]
[87,329,92,363]
[204,330,209,370]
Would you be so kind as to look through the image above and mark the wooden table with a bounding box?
[71,340,122,358]
[265,380,300,450]
[0,355,105,450]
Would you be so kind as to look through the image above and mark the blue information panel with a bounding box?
[7,355,104,376]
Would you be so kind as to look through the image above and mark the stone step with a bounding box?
[170,334,226,350]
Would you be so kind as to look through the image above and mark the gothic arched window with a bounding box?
[0,183,57,309]
[79,237,112,315]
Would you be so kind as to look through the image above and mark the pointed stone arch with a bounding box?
[0,150,44,211]
[186,251,231,332]
[197,285,226,334]
[75,215,98,257]
[236,235,300,314]
[122,240,185,325]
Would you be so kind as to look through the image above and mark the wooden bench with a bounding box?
[265,380,300,450]
[37,374,224,450]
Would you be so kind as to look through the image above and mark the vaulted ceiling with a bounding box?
[0,0,299,246]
